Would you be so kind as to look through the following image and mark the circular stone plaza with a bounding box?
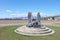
[14,12,55,36]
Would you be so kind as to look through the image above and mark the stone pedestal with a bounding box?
[14,25,55,36]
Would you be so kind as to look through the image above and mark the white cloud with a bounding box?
[40,12,48,17]
[0,14,6,18]
[32,12,48,17]
[10,13,28,17]
[10,12,48,17]
[6,10,12,13]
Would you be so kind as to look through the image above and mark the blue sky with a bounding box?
[0,0,60,18]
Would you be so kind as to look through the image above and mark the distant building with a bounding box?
[44,15,60,20]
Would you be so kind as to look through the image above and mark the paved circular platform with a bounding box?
[14,26,55,36]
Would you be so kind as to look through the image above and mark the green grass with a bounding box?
[0,25,60,40]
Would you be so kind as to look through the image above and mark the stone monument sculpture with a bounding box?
[14,12,55,36]
[26,12,41,28]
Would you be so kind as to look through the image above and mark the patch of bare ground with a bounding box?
[0,20,60,27]
[41,20,60,26]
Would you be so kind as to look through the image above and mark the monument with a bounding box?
[14,12,55,36]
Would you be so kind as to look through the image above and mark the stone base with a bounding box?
[14,26,55,36]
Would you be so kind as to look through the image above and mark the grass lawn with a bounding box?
[0,25,60,40]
